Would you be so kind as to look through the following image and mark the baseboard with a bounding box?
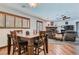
[0,44,13,49]
[0,45,7,49]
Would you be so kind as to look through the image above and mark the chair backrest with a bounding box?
[39,31,46,37]
[14,30,23,34]
[10,31,19,47]
[39,31,46,42]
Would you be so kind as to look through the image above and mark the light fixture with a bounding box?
[28,3,38,8]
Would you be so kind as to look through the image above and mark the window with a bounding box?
[6,14,15,28]
[0,13,5,28]
[0,12,30,29]
[36,21,43,33]
[22,18,30,29]
[15,16,22,28]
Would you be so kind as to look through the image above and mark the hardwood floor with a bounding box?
[0,43,78,55]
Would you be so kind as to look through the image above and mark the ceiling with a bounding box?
[0,3,79,21]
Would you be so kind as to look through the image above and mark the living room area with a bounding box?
[48,17,79,42]
[46,19,79,55]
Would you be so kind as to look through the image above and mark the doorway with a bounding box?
[36,21,43,33]
[76,22,79,37]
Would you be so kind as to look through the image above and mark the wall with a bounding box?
[0,6,47,47]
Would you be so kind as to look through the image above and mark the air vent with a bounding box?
[21,5,26,8]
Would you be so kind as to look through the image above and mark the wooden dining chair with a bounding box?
[10,31,28,55]
[34,31,47,55]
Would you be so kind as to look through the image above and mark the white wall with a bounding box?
[0,6,47,47]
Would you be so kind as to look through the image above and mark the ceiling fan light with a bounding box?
[29,3,38,8]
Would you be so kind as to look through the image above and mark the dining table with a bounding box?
[7,34,48,55]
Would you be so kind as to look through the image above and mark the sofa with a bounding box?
[53,33,63,41]
[63,30,77,41]
[53,30,77,41]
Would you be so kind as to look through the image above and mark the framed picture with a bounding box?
[0,13,5,28]
[6,14,15,28]
[15,17,22,28]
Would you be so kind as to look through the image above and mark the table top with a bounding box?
[17,34,39,39]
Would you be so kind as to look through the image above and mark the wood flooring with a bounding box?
[0,43,78,55]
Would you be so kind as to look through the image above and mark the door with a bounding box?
[36,21,43,33]
[76,22,79,36]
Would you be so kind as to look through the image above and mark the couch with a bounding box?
[63,30,77,41]
[53,30,77,41]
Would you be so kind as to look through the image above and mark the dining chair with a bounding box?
[34,31,47,55]
[10,31,28,55]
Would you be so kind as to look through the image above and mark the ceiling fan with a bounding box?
[60,15,70,20]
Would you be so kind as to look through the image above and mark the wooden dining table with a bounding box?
[7,34,48,55]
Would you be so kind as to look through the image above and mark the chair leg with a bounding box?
[43,44,46,55]
[37,48,39,55]
[24,46,27,54]
[34,48,37,55]
[12,49,15,55]
[44,48,46,55]
[12,46,15,55]
[18,47,21,55]
[36,48,39,55]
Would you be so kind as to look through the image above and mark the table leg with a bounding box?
[45,35,48,53]
[7,35,11,55]
[27,39,34,55]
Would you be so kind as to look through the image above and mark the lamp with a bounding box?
[28,3,38,8]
